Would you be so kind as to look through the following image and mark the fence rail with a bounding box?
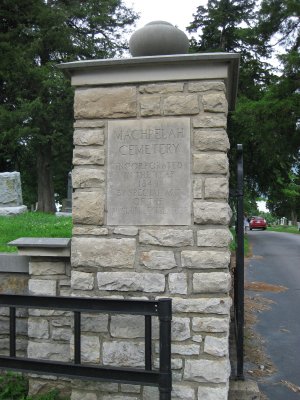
[0,294,172,400]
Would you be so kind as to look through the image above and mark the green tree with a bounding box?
[0,0,138,211]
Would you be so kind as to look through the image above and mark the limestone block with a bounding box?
[168,273,188,294]
[193,114,227,128]
[197,386,228,400]
[197,229,232,248]
[74,120,105,128]
[74,87,137,119]
[193,177,202,199]
[97,272,165,293]
[70,335,100,363]
[164,94,199,115]
[81,313,108,333]
[71,271,94,290]
[0,171,23,206]
[184,359,230,383]
[28,318,49,339]
[204,335,228,357]
[140,250,176,270]
[205,177,229,199]
[194,129,229,152]
[171,343,200,355]
[171,317,191,341]
[29,261,66,276]
[193,335,203,342]
[173,297,231,315]
[72,191,104,225]
[172,384,195,400]
[193,153,228,174]
[72,237,136,268]
[143,386,159,399]
[72,168,105,189]
[103,341,144,367]
[110,315,144,338]
[192,316,230,333]
[103,396,139,400]
[72,226,108,236]
[73,147,105,166]
[181,250,230,269]
[193,201,232,225]
[154,358,183,370]
[27,341,69,361]
[29,279,56,296]
[71,390,97,400]
[202,93,228,113]
[120,384,141,393]
[139,229,193,247]
[139,83,184,94]
[114,227,138,236]
[73,129,104,146]
[52,327,72,341]
[188,81,225,92]
[193,272,231,293]
[140,96,161,116]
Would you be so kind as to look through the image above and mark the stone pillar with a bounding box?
[59,52,239,400]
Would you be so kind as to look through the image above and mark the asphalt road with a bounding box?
[246,230,300,399]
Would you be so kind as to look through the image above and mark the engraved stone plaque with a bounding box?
[107,118,191,225]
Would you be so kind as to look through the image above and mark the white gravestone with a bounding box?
[0,172,27,215]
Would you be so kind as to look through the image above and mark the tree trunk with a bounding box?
[291,209,297,226]
[36,142,56,213]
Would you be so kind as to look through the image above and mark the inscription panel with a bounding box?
[107,118,191,225]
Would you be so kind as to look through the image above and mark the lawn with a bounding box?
[267,225,300,234]
[0,212,72,253]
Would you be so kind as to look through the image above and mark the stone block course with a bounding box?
[103,341,144,367]
[29,261,66,276]
[204,335,229,357]
[97,272,165,293]
[181,250,230,269]
[163,94,199,115]
[168,273,188,295]
[72,168,105,189]
[71,271,94,290]
[173,297,231,315]
[192,316,230,333]
[139,229,193,247]
[197,228,232,248]
[140,96,161,116]
[29,279,57,296]
[73,147,105,166]
[193,114,227,128]
[193,153,228,174]
[205,177,229,199]
[193,201,232,225]
[73,129,104,146]
[110,315,144,338]
[194,129,230,152]
[197,385,228,400]
[188,81,226,92]
[27,341,69,361]
[140,250,177,270]
[72,191,104,225]
[184,359,230,383]
[202,93,228,113]
[193,272,231,293]
[139,83,184,94]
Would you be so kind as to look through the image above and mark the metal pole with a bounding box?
[9,307,16,357]
[74,311,81,364]
[145,315,152,370]
[236,144,244,380]
[158,299,172,400]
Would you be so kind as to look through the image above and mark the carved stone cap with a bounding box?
[129,21,189,57]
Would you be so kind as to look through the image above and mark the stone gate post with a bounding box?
[59,30,239,399]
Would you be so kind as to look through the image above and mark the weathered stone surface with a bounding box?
[184,359,230,383]
[188,81,225,93]
[204,335,228,357]
[202,93,228,113]
[140,251,176,270]
[28,341,69,361]
[194,129,229,151]
[173,297,231,314]
[74,129,104,146]
[193,153,228,174]
[114,227,138,236]
[52,327,72,341]
[172,384,195,400]
[192,335,203,343]
[181,250,230,269]
[81,313,108,333]
[140,96,161,116]
[172,343,200,355]
[103,341,144,367]
[72,191,104,225]
[143,386,159,399]
[110,315,144,338]
[29,279,56,296]
[73,147,105,166]
[192,316,230,333]
[28,318,49,339]
[71,271,94,290]
[74,120,105,128]
[193,177,202,199]
[139,83,184,94]
[72,237,136,268]
[172,317,191,341]
[0,205,27,216]
[97,272,165,293]
[193,114,227,128]
[120,384,140,393]
[197,229,232,248]
[193,272,231,293]
[164,94,199,115]
[70,335,100,363]
[139,229,193,247]
[205,177,228,199]
[72,226,108,236]
[29,261,66,276]
[71,390,97,400]
[168,273,188,294]
[74,87,137,119]
[103,396,139,400]
[197,386,228,400]
[72,168,105,189]
[0,171,23,206]
[193,201,232,225]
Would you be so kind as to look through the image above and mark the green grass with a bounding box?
[0,212,72,253]
[230,228,250,257]
[267,225,300,234]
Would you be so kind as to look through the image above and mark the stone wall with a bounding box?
[70,79,232,399]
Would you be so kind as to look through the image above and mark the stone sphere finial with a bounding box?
[129,21,189,57]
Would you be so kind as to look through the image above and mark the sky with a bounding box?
[123,0,208,35]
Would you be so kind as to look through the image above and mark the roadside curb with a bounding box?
[229,379,260,400]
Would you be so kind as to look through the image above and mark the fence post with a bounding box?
[158,299,172,400]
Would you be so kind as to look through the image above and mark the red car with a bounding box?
[250,216,267,230]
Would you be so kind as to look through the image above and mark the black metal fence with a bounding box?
[232,144,245,380]
[0,294,172,399]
